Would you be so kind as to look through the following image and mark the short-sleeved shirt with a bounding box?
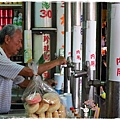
[0,47,25,113]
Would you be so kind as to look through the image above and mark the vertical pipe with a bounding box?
[56,1,64,56]
[24,2,32,63]
[106,3,120,118]
[65,2,71,33]
[56,1,64,73]
[82,2,97,102]
[72,1,81,26]
[71,2,82,113]
[64,2,71,93]
[25,2,31,30]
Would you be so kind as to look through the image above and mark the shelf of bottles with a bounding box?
[0,2,23,64]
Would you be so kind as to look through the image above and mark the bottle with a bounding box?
[18,12,22,30]
[100,86,106,99]
[68,107,75,118]
[13,10,18,25]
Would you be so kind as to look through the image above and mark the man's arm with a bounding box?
[38,56,66,75]
[18,67,34,77]
[18,79,30,88]
[18,56,66,87]
[18,56,66,77]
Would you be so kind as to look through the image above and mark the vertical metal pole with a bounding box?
[72,2,81,26]
[24,2,32,63]
[71,2,82,113]
[56,1,64,73]
[25,2,31,30]
[82,2,97,102]
[106,3,120,118]
[64,2,71,93]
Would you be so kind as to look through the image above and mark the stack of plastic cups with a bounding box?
[64,93,73,112]
[54,73,64,94]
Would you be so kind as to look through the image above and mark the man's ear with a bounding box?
[4,35,10,44]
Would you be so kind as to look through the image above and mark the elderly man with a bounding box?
[0,24,66,114]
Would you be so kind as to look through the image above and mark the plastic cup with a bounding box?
[60,96,67,108]
[54,73,64,90]
[64,93,73,111]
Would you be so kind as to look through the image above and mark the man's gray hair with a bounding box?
[0,24,22,45]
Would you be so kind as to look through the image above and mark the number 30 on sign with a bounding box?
[40,10,52,18]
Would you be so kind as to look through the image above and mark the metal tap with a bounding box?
[70,61,90,112]
[73,61,90,78]
[88,79,106,87]
[60,56,74,93]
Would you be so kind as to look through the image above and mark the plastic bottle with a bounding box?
[13,10,18,25]
[18,12,22,30]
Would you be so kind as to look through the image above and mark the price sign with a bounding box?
[35,2,52,27]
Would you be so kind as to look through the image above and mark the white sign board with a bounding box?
[109,4,120,82]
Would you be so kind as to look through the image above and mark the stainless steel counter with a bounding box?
[0,109,26,119]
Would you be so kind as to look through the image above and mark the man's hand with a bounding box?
[57,56,67,65]
[44,79,57,87]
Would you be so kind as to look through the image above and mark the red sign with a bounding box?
[42,34,51,79]
[90,54,95,68]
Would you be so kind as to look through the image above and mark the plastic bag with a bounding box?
[21,60,67,118]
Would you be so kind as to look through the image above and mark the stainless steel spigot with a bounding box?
[63,56,74,93]
[60,56,73,72]
[67,56,74,79]
[67,56,72,63]
[88,79,106,87]
[73,61,90,78]
[60,64,67,73]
